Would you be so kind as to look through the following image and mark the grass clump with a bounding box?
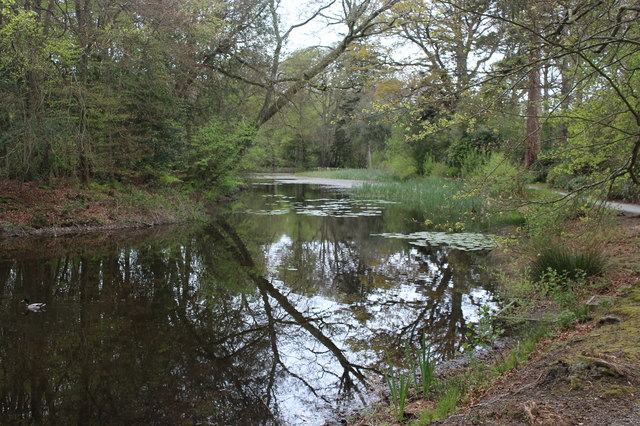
[531,243,607,281]
[492,323,549,375]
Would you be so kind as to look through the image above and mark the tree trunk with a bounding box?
[524,64,541,168]
[558,58,572,147]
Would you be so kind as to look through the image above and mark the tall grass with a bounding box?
[531,244,607,281]
[352,178,524,230]
[298,168,396,181]
[405,336,438,396]
[418,336,437,396]
[354,178,478,223]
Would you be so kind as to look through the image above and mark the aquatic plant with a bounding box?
[298,168,397,181]
[352,178,523,230]
[417,335,437,396]
[385,366,410,421]
[372,231,498,251]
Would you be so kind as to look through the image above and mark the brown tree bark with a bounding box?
[524,57,541,168]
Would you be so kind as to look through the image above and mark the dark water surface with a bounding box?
[0,179,499,424]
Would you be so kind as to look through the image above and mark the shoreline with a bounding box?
[0,179,207,240]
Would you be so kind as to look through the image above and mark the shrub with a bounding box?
[461,151,490,178]
[609,177,640,203]
[388,154,417,180]
[468,152,525,199]
[429,162,457,178]
[423,155,438,176]
[184,119,255,196]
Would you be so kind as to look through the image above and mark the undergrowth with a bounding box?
[414,323,550,425]
[531,244,607,281]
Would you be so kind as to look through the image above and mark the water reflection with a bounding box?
[0,182,498,424]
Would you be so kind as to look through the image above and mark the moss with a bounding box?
[602,385,636,396]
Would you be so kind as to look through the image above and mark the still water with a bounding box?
[0,177,499,424]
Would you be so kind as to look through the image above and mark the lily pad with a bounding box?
[371,231,498,251]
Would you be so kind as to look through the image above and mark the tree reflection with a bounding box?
[0,222,375,424]
[0,183,497,423]
[0,230,278,424]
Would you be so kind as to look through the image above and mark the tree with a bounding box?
[205,0,401,128]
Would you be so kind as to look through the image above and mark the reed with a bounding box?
[298,168,396,181]
[531,244,607,281]
[385,366,410,421]
[418,335,437,396]
[353,178,524,230]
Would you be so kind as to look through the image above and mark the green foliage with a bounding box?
[353,178,480,227]
[417,336,437,396]
[415,322,550,424]
[465,304,504,353]
[467,152,525,199]
[608,176,640,203]
[534,269,592,327]
[385,366,410,421]
[381,127,417,179]
[422,155,438,176]
[404,335,438,398]
[417,386,461,424]
[531,244,606,282]
[184,120,256,197]
[428,161,457,178]
[388,154,417,180]
[114,187,207,223]
[299,168,396,181]
[460,151,490,178]
[491,324,549,375]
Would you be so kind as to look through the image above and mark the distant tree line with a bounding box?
[1,0,638,200]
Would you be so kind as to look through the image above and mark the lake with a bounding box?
[0,176,499,424]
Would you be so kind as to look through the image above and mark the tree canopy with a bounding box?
[1,0,638,200]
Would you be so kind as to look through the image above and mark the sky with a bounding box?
[279,0,345,51]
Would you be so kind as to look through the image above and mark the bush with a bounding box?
[184,119,255,196]
[388,154,417,180]
[468,152,525,198]
[429,162,457,178]
[461,151,490,178]
[531,243,607,281]
[609,177,640,203]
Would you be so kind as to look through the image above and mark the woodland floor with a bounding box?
[0,179,204,238]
